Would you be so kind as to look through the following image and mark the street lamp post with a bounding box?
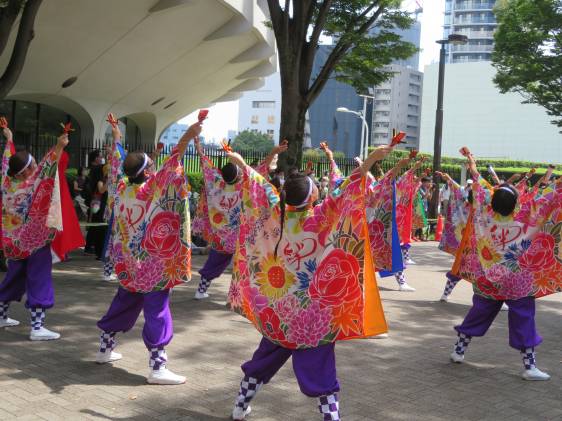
[430,33,468,219]
[336,106,370,160]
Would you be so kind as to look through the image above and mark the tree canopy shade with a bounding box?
[266,0,417,169]
[231,129,275,153]
[0,0,43,100]
[492,0,562,129]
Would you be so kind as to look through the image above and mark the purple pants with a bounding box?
[242,337,340,397]
[199,249,233,281]
[97,288,173,349]
[455,294,542,350]
[0,245,54,309]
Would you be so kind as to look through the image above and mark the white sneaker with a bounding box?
[522,367,550,381]
[232,405,252,420]
[147,367,186,385]
[371,333,389,339]
[399,283,416,292]
[30,327,60,341]
[406,259,416,265]
[450,351,465,363]
[500,303,508,311]
[0,317,20,328]
[194,291,209,300]
[96,351,122,364]
[103,274,117,282]
[440,294,449,302]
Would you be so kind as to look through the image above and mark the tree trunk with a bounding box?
[0,0,43,100]
[278,92,308,172]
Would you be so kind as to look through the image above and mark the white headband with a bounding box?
[134,153,149,177]
[294,176,314,208]
[16,155,32,175]
[499,186,516,196]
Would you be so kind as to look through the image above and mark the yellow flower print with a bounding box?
[477,237,502,268]
[256,254,296,299]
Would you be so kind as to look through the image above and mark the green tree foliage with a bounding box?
[266,0,418,169]
[492,0,562,128]
[231,130,274,153]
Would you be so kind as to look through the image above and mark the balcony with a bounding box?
[454,17,496,24]
[451,44,493,52]
[455,29,495,38]
[454,2,496,11]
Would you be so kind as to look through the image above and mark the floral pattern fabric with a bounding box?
[192,156,269,254]
[109,146,191,293]
[396,170,416,244]
[366,173,402,273]
[1,138,62,260]
[454,180,562,300]
[228,167,388,350]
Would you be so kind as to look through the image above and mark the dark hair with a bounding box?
[270,175,282,190]
[421,176,431,183]
[88,149,101,167]
[221,163,239,184]
[491,184,518,216]
[15,145,27,153]
[467,189,473,204]
[8,151,32,177]
[274,173,312,257]
[124,151,148,184]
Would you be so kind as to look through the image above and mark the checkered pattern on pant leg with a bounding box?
[103,260,113,278]
[402,247,410,265]
[234,376,263,411]
[99,331,117,353]
[454,332,472,355]
[29,308,45,331]
[149,346,167,371]
[318,393,340,421]
[0,302,8,320]
[521,347,536,370]
[197,277,212,294]
[442,276,460,298]
[395,271,406,286]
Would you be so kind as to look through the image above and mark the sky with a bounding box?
[179,1,446,143]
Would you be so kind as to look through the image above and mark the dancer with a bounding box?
[0,118,67,340]
[95,120,201,385]
[449,148,562,380]
[393,155,426,291]
[191,139,288,300]
[225,144,393,420]
[51,149,85,262]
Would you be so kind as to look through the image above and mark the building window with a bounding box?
[251,129,258,133]
[251,115,259,124]
[266,129,275,139]
[267,115,275,124]
[252,101,275,108]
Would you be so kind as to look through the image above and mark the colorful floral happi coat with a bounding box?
[108,145,191,293]
[1,138,62,260]
[412,187,428,232]
[366,174,403,274]
[192,156,269,254]
[454,179,562,300]
[439,178,493,255]
[228,167,388,349]
[396,170,416,244]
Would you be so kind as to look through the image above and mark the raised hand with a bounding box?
[0,117,12,141]
[107,113,121,139]
[273,139,288,155]
[319,141,333,161]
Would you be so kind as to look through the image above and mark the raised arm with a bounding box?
[53,134,69,161]
[460,147,479,180]
[262,139,288,170]
[360,145,394,176]
[176,122,202,157]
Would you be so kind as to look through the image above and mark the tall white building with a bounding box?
[371,64,423,149]
[419,62,562,162]
[444,0,497,63]
[237,72,282,144]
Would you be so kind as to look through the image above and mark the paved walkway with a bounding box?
[1,242,561,421]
